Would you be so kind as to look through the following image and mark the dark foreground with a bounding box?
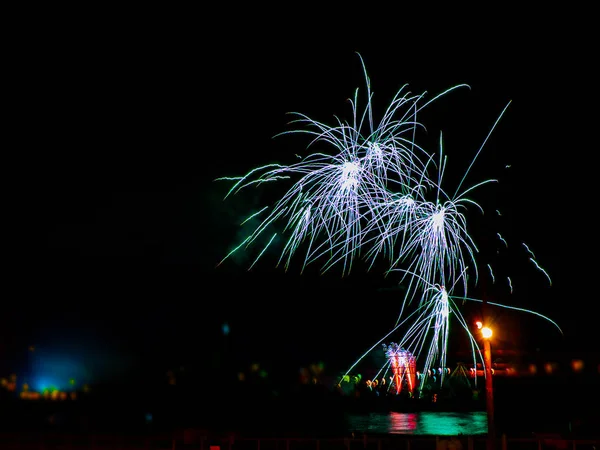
[0,430,599,450]
[0,375,598,440]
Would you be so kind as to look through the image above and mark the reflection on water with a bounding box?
[348,412,488,435]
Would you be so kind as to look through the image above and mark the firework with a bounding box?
[383,343,417,395]
[217,53,469,276]
[218,52,558,392]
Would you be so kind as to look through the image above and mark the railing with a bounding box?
[0,433,597,450]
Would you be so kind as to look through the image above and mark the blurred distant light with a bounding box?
[481,327,493,339]
[222,323,230,336]
[571,359,585,373]
[544,362,558,374]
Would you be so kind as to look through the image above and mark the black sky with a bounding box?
[5,8,596,380]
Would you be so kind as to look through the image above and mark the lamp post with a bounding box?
[480,324,495,450]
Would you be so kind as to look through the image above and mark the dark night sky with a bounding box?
[4,8,596,384]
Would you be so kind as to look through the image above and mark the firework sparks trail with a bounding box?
[218,149,387,274]
[341,277,562,393]
[522,243,536,259]
[217,54,468,276]
[487,264,495,284]
[530,257,553,286]
[497,233,508,248]
[340,278,475,391]
[375,127,502,326]
[217,53,559,392]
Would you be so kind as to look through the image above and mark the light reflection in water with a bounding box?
[348,412,487,435]
[418,412,487,435]
[389,412,418,434]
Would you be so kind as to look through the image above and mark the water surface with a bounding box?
[347,412,488,436]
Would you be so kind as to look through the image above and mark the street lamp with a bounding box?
[479,323,495,450]
[481,326,493,339]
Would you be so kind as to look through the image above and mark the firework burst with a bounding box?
[217,52,559,392]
